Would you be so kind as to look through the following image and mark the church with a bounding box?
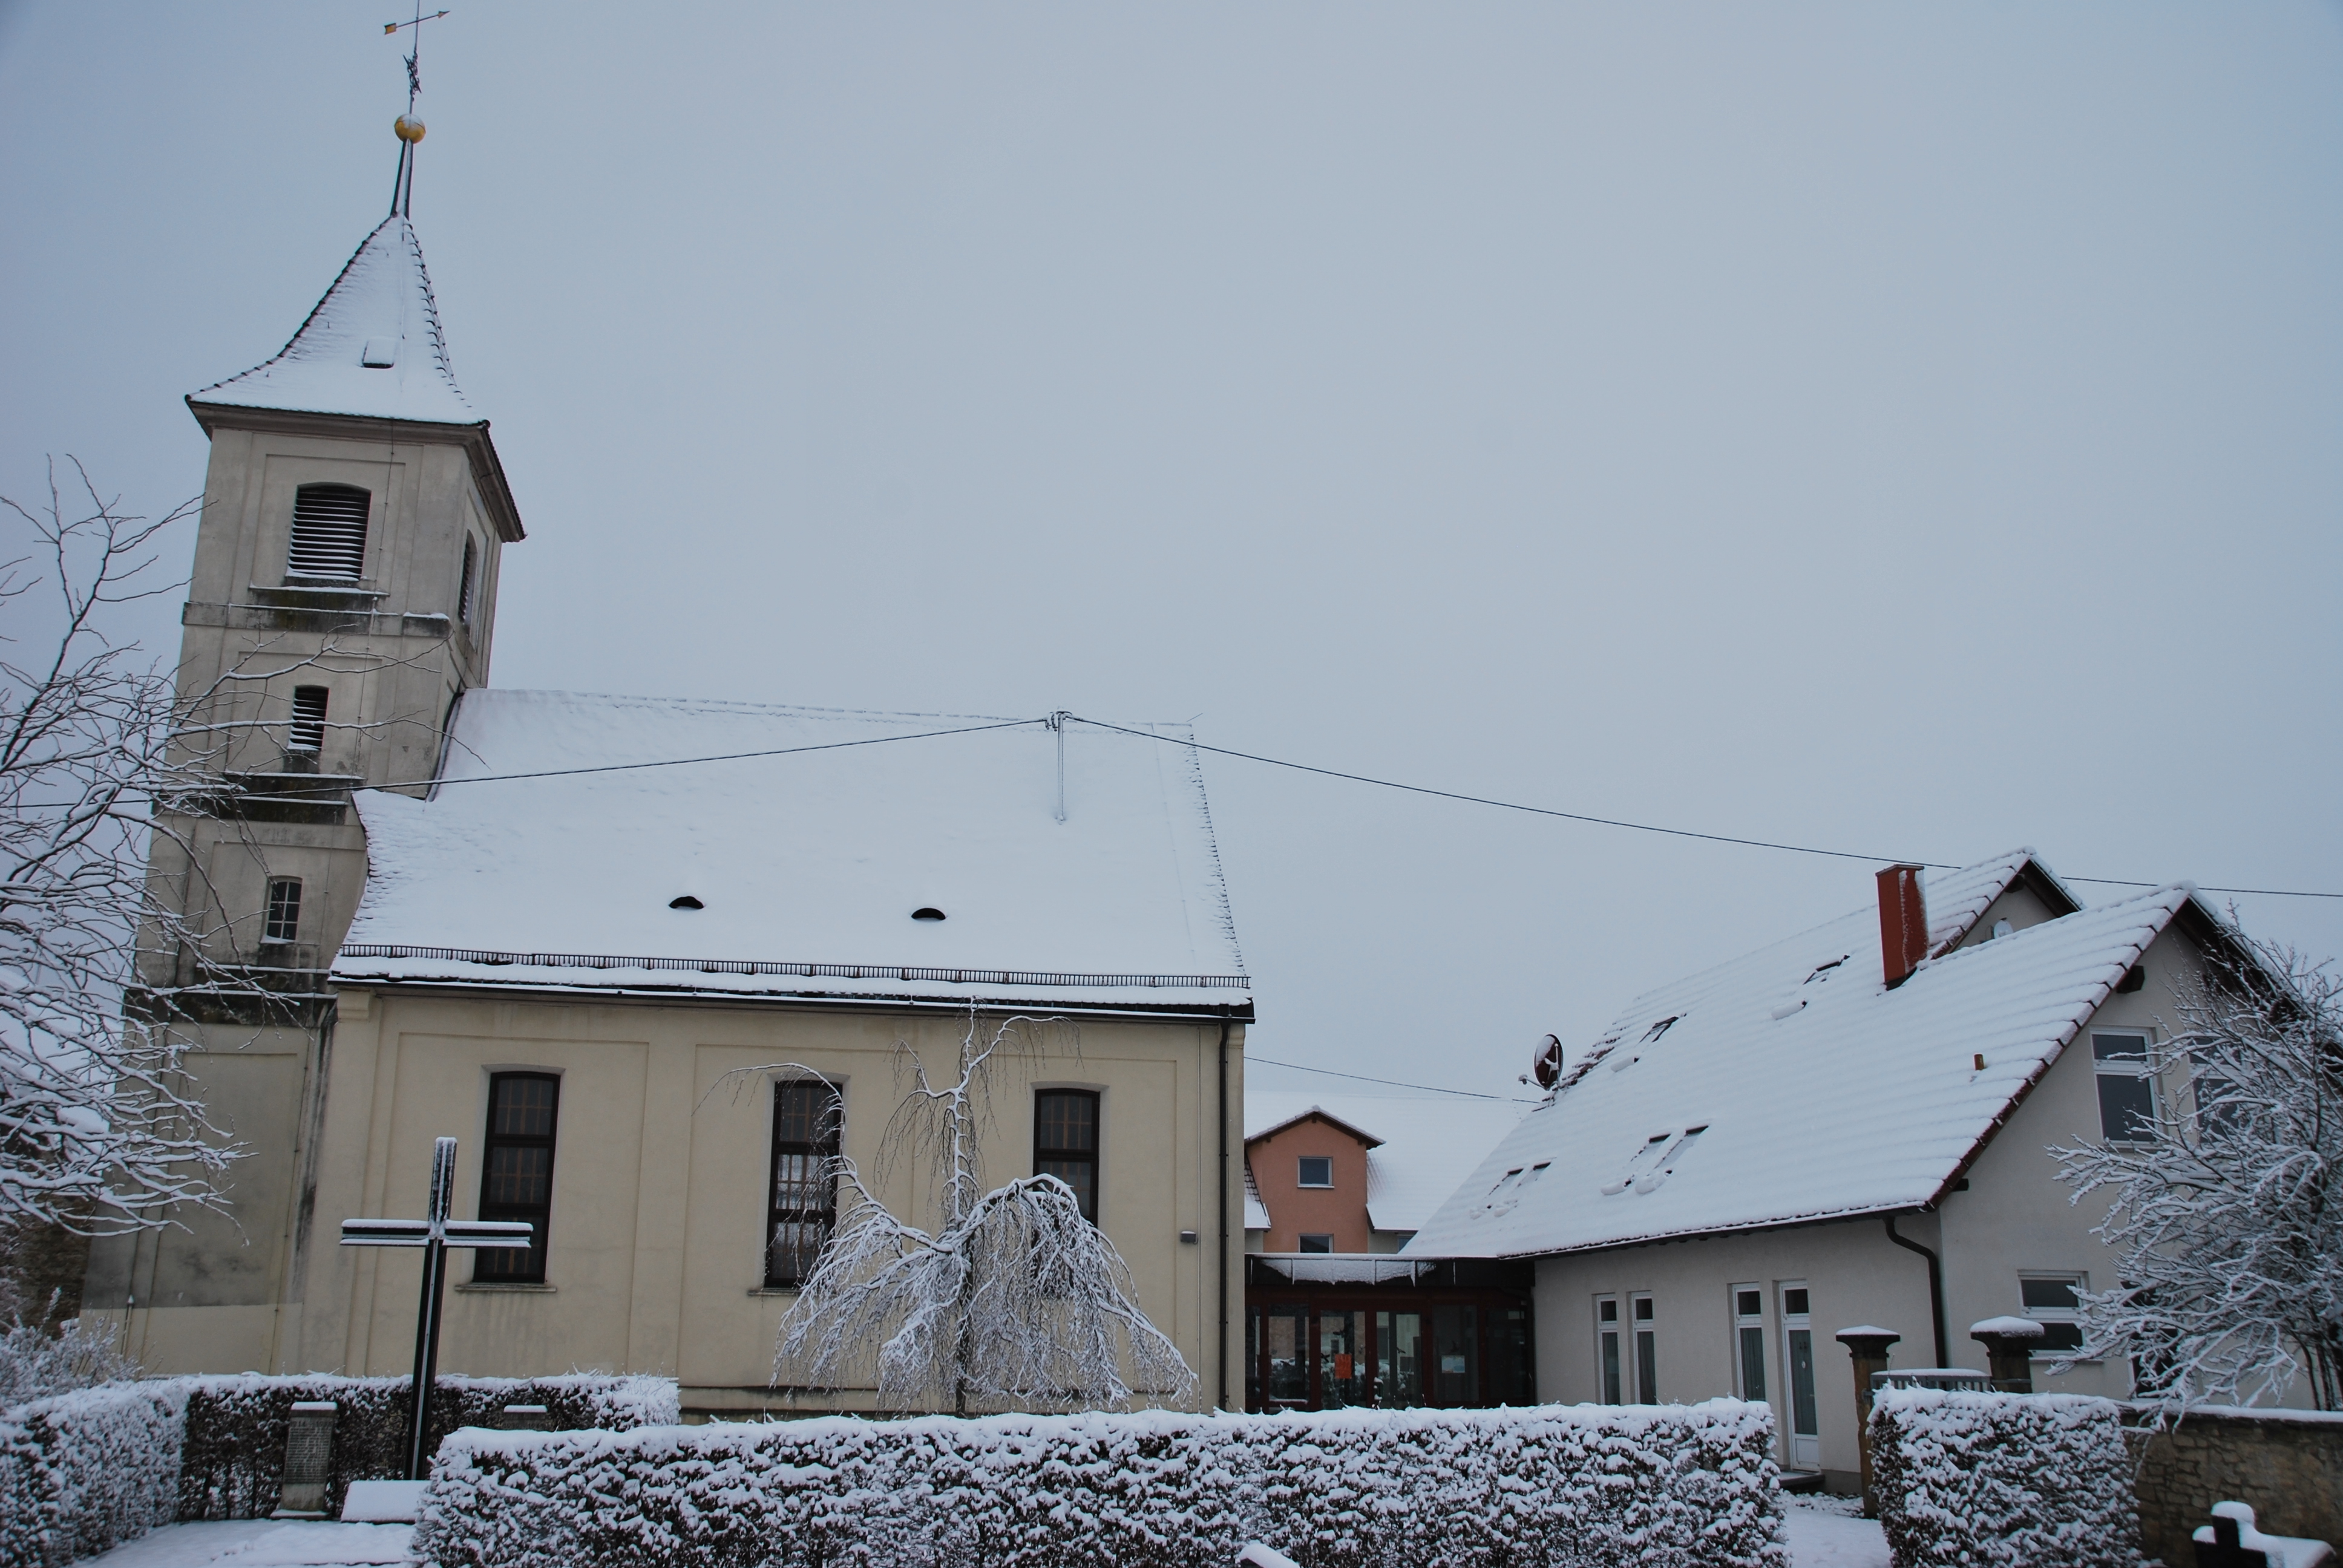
[83,129,1254,1419]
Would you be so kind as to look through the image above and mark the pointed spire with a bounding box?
[189,212,479,427]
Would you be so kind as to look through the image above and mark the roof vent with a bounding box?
[669,895,704,910]
[361,336,398,368]
[911,907,946,921]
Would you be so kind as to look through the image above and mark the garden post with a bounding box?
[1835,1327,1900,1519]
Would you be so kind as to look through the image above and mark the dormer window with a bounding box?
[287,484,370,581]
[1297,1156,1332,1189]
[457,536,478,624]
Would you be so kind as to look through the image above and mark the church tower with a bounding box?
[85,120,526,1371]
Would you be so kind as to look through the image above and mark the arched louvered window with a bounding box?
[286,483,370,581]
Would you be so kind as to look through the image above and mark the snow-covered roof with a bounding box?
[190,215,479,426]
[1242,1165,1271,1231]
[335,691,1249,1014]
[1244,1091,1527,1236]
[1407,854,2209,1258]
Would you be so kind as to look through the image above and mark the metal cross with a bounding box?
[340,1137,533,1480]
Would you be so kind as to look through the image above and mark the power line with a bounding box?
[388,717,1046,792]
[1065,716,2343,902]
[1247,1052,1537,1103]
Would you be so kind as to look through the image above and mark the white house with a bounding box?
[1406,850,2284,1491]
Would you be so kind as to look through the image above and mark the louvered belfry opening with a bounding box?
[287,686,328,754]
[457,536,477,624]
[286,483,370,581]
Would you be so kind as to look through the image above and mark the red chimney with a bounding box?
[1878,864,1928,988]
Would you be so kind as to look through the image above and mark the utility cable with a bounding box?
[1247,1052,1539,1103]
[1064,716,2342,902]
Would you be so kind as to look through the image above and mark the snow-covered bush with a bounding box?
[179,1372,678,1520]
[0,1304,140,1405]
[418,1399,1787,1568]
[1870,1387,2140,1568]
[0,1380,185,1568]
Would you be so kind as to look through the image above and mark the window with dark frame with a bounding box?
[263,878,301,944]
[1034,1089,1099,1223]
[288,686,328,754]
[475,1073,559,1283]
[286,483,370,581]
[766,1079,841,1288]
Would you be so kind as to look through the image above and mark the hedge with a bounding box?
[1870,1387,2141,1568]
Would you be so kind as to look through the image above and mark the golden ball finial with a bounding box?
[394,116,427,144]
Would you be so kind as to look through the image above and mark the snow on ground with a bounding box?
[1782,1494,1890,1568]
[79,1521,413,1568]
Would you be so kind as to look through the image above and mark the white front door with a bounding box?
[1780,1281,1820,1471]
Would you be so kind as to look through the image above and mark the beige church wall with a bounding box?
[1533,1214,1939,1489]
[297,987,1245,1417]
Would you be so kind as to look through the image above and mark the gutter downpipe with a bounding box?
[1884,1213,1947,1368]
[1217,1014,1231,1411]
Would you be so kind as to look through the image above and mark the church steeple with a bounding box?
[190,212,478,428]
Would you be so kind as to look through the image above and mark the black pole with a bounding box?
[1216,1014,1230,1413]
[406,1236,447,1479]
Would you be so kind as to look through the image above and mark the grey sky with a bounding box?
[4,3,2339,1103]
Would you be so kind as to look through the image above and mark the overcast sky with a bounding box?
[4,2,2338,1105]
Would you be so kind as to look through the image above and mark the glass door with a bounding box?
[1375,1311,1424,1406]
[1263,1305,1308,1409]
[1432,1304,1479,1406]
[1780,1282,1819,1471]
[1596,1296,1621,1402]
[1320,1310,1368,1408]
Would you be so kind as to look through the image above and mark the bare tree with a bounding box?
[764,1012,1194,1415]
[2052,931,2343,1413]
[0,462,252,1238]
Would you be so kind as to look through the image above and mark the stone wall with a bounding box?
[2133,1407,2343,1563]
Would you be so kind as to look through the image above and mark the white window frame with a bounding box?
[2017,1271,2090,1360]
[1630,1292,1657,1403]
[1296,1155,1334,1189]
[1296,1232,1333,1254]
[1594,1294,1622,1404]
[1729,1283,1767,1404]
[2091,1030,2160,1143]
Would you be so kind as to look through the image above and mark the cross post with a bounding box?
[340,1136,534,1479]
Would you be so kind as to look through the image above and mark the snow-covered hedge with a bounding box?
[0,1380,186,1568]
[179,1373,679,1520]
[1870,1387,2141,1568]
[418,1400,1786,1568]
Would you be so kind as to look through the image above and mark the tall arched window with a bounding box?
[286,483,370,581]
[1034,1089,1100,1223]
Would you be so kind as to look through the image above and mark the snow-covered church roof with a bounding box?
[1406,852,2220,1258]
[335,692,1250,1016]
[189,215,479,426]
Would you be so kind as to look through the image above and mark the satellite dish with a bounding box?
[1532,1033,1565,1091]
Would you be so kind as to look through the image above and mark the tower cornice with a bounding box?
[183,400,525,544]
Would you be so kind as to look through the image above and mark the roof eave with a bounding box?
[327,972,1254,1022]
[185,399,526,543]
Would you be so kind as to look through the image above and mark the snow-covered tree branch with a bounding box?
[2051,930,2343,1413]
[762,1013,1195,1415]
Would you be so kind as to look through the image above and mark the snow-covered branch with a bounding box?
[2051,929,2343,1413]
[765,1013,1196,1415]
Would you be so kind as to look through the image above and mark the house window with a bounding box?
[1035,1089,1099,1223]
[457,536,478,624]
[1596,1296,1622,1403]
[766,1079,841,1288]
[2019,1274,2088,1354]
[263,878,301,943]
[1297,1155,1333,1188]
[475,1073,559,1282]
[1298,1233,1333,1254]
[1732,1285,1767,1402]
[2092,1032,2158,1141]
[1632,1293,1657,1403]
[286,483,370,581]
[288,686,328,754]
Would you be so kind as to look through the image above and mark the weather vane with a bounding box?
[382,4,449,219]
